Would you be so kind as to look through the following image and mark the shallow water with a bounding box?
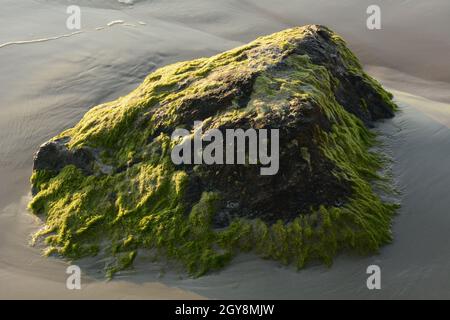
[1,0,450,299]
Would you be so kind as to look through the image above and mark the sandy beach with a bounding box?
[1,0,450,299]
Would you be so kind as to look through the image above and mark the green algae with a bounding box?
[29,25,398,277]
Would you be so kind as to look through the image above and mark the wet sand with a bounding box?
[1,0,450,299]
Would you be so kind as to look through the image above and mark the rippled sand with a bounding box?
[1,0,449,299]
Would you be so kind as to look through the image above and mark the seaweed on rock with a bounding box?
[29,25,398,277]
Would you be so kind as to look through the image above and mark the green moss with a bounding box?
[300,147,312,171]
[106,251,137,278]
[30,169,57,197]
[30,25,398,277]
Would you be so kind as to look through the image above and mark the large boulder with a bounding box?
[30,25,398,277]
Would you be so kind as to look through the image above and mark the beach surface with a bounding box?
[1,0,450,299]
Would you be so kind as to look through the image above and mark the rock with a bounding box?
[33,139,94,175]
[29,25,398,277]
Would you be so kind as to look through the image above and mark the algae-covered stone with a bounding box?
[30,25,398,276]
